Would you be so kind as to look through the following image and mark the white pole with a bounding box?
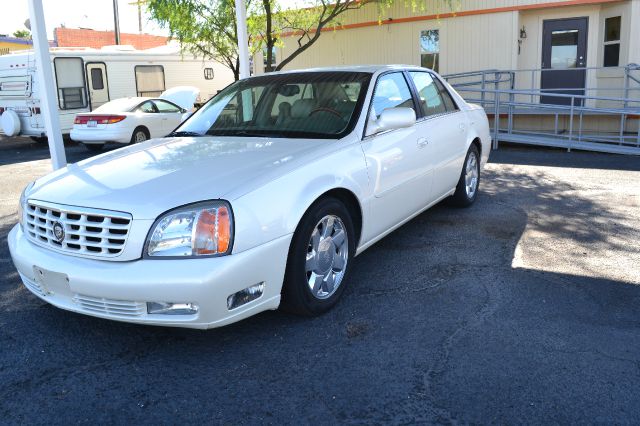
[234,0,250,79]
[27,0,67,170]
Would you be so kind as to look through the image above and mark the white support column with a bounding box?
[27,0,67,170]
[234,0,250,79]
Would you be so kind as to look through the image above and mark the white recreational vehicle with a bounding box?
[0,45,234,140]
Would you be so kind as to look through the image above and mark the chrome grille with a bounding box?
[25,201,132,258]
[73,294,146,317]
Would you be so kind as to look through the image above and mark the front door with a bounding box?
[541,18,588,106]
[86,63,109,110]
[360,72,434,241]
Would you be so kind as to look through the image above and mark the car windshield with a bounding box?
[175,72,371,139]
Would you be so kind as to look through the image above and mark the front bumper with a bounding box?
[8,225,291,329]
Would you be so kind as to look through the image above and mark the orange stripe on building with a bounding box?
[280,0,624,38]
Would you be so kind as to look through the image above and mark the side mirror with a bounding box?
[366,107,416,136]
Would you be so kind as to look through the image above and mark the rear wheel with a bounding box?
[281,197,355,316]
[83,143,104,152]
[131,127,149,144]
[449,144,480,207]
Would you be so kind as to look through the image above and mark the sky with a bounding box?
[0,0,169,40]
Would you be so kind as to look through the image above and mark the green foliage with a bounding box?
[13,29,31,40]
[146,0,454,79]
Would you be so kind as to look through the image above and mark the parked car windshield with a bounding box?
[176,72,371,139]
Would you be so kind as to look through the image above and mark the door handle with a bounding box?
[417,137,429,148]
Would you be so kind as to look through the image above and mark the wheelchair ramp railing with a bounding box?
[443,64,640,155]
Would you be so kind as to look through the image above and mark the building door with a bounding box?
[86,63,109,110]
[541,17,588,106]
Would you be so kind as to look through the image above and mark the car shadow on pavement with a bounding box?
[0,158,639,423]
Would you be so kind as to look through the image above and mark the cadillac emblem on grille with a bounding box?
[52,222,65,243]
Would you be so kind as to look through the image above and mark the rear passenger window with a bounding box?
[433,77,458,111]
[371,72,414,119]
[409,72,447,117]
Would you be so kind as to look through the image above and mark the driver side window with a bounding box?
[370,72,414,120]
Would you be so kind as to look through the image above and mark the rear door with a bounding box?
[407,71,467,200]
[86,63,109,110]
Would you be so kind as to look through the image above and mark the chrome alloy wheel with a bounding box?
[465,151,479,198]
[305,215,349,299]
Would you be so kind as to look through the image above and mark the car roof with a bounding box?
[264,64,430,75]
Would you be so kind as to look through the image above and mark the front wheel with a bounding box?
[449,144,480,207]
[281,198,355,316]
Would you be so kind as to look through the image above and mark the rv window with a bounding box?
[54,57,87,110]
[90,68,104,90]
[135,65,165,97]
[204,68,214,80]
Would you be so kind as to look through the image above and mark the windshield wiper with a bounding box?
[206,130,268,138]
[168,131,205,137]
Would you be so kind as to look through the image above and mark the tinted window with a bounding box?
[90,68,104,90]
[409,72,447,117]
[154,100,181,113]
[371,72,414,119]
[176,72,371,139]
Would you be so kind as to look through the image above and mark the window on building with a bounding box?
[90,68,104,90]
[420,29,440,72]
[204,68,214,80]
[53,57,87,110]
[603,16,621,67]
[263,46,277,70]
[135,65,165,97]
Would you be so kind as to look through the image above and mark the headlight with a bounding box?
[145,201,233,258]
[18,181,34,229]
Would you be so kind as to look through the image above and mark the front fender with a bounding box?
[230,142,369,254]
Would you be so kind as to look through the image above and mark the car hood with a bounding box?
[28,136,333,219]
[160,86,200,110]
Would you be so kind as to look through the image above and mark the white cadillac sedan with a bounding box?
[8,65,490,329]
[70,86,199,152]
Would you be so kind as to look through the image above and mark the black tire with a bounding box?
[30,136,48,144]
[449,144,481,208]
[83,143,104,152]
[130,127,150,144]
[280,197,356,316]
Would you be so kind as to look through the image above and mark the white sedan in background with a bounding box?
[70,86,199,151]
[9,65,491,329]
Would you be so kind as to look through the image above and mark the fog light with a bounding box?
[147,302,198,315]
[227,282,265,310]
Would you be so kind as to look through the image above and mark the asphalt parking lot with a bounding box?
[1,135,639,424]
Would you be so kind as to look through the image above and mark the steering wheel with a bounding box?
[310,107,342,119]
